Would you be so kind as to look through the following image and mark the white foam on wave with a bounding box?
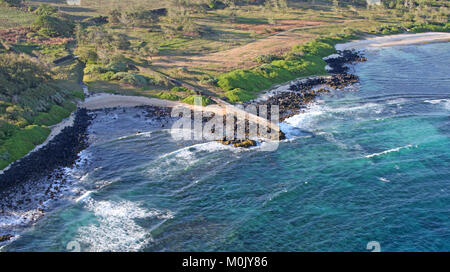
[323,53,341,60]
[0,149,92,238]
[75,198,174,252]
[378,177,391,183]
[366,144,416,158]
[75,191,93,203]
[117,131,152,141]
[282,100,384,132]
[282,102,326,131]
[424,99,450,110]
[158,141,238,162]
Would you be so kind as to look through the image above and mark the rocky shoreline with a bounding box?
[0,108,92,193]
[254,49,366,122]
[215,50,366,148]
[0,50,366,190]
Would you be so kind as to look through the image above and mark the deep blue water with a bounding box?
[2,42,449,252]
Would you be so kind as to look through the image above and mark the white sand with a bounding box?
[336,32,450,50]
[81,93,182,110]
[82,93,280,131]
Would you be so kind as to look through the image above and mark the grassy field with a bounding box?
[0,4,36,29]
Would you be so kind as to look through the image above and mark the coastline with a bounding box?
[1,32,448,177]
[1,32,448,248]
[336,32,450,50]
[0,109,91,191]
[2,32,448,178]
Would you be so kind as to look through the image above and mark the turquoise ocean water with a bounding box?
[2,42,449,252]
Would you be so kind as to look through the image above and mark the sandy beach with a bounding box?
[81,93,182,110]
[336,32,450,50]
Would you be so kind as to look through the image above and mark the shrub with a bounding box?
[200,76,218,86]
[254,54,280,64]
[110,72,148,86]
[171,86,195,94]
[99,71,115,81]
[33,104,73,126]
[34,15,74,37]
[155,92,180,101]
[225,88,256,103]
[34,4,57,16]
[182,95,211,106]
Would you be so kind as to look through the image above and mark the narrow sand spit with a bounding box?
[336,32,450,50]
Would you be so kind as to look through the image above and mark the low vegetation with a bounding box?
[0,53,81,169]
[218,33,354,102]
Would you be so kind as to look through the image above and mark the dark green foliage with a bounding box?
[33,103,74,126]
[254,54,280,64]
[110,72,149,86]
[182,95,211,106]
[0,53,50,97]
[0,125,50,170]
[34,4,57,16]
[171,86,195,94]
[33,15,74,38]
[155,92,180,101]
[409,22,449,33]
[0,53,79,169]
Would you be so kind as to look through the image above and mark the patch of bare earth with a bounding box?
[151,20,330,73]
[0,27,74,45]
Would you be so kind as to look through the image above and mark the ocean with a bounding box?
[1,42,449,252]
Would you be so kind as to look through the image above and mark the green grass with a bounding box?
[0,125,50,169]
[182,95,212,106]
[33,102,76,126]
[217,37,353,103]
[154,92,179,101]
[0,5,37,29]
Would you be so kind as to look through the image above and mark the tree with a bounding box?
[34,4,57,16]
[33,15,74,37]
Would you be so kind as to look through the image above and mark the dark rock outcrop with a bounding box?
[0,234,13,243]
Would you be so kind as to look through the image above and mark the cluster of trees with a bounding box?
[0,53,69,122]
[75,26,158,87]
[32,4,74,37]
[108,7,166,27]
[380,0,449,24]
[75,26,133,64]
[0,53,79,168]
